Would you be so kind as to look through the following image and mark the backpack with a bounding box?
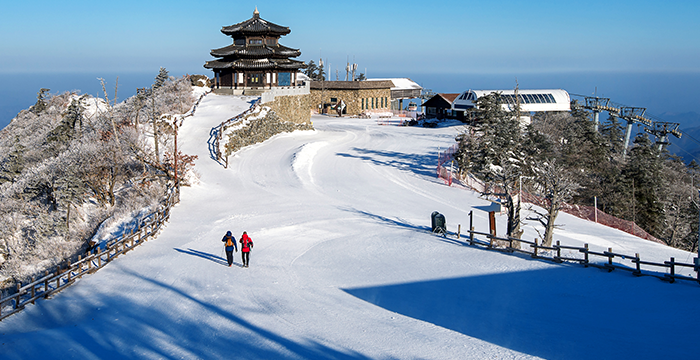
[225,236,234,247]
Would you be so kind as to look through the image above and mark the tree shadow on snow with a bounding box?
[343,267,700,360]
[1,267,372,360]
[336,147,438,179]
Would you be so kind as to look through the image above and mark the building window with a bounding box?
[247,73,263,85]
[362,98,365,110]
[266,38,276,45]
[372,98,375,109]
[248,38,262,45]
[278,72,291,86]
[331,97,337,104]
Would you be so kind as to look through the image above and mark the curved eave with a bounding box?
[204,58,306,71]
[221,17,291,37]
[210,44,301,58]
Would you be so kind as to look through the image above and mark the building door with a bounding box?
[247,73,263,88]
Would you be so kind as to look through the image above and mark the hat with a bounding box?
[226,231,231,236]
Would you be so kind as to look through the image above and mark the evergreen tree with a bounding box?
[623,134,664,236]
[456,92,524,239]
[153,67,169,90]
[600,114,625,155]
[31,88,50,114]
[304,60,319,79]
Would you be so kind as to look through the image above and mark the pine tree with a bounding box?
[153,67,169,90]
[31,88,50,114]
[623,134,664,236]
[304,60,318,79]
[600,114,625,155]
[456,92,524,239]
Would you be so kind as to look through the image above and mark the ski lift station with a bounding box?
[451,89,571,120]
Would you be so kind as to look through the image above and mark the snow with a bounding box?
[1,93,699,359]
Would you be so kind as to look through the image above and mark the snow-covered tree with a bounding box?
[528,158,579,247]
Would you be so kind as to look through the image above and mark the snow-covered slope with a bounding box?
[1,93,698,359]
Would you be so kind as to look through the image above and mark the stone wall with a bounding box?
[223,95,314,157]
[308,88,391,115]
[265,93,313,125]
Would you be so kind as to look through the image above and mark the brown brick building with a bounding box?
[308,80,393,115]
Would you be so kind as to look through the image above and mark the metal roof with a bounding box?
[452,89,571,112]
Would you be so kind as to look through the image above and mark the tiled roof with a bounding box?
[204,58,305,71]
[309,80,394,90]
[210,44,301,58]
[221,10,290,37]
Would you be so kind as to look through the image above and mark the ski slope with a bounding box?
[1,93,698,359]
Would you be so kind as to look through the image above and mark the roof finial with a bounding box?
[253,6,259,17]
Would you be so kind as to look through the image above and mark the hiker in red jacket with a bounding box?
[221,231,237,267]
[240,231,253,268]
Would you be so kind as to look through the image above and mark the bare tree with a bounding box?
[528,159,579,247]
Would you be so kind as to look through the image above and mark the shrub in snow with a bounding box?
[0,72,200,296]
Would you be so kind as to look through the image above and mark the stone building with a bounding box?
[204,8,306,95]
[308,80,393,115]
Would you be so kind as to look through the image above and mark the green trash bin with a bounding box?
[431,211,446,235]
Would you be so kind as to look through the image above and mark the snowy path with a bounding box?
[1,94,699,359]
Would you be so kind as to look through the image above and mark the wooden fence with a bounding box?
[0,186,180,321]
[0,87,209,321]
[211,98,260,168]
[456,225,700,285]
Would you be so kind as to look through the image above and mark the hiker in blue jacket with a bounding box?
[222,231,238,267]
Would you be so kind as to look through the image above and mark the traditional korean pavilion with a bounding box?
[204,8,306,93]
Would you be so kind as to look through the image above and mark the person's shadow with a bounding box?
[174,248,242,267]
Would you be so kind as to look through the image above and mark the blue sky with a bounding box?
[2,0,698,76]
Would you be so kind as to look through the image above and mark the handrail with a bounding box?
[210,97,261,168]
[0,186,179,321]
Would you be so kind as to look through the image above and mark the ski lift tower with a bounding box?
[584,96,611,132]
[644,121,682,152]
[620,107,652,156]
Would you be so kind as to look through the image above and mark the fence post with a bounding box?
[44,270,49,298]
[15,283,20,309]
[583,244,589,267]
[30,276,35,304]
[556,241,561,261]
[668,257,676,283]
[457,224,461,240]
[634,253,641,276]
[532,239,538,258]
[606,248,614,272]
